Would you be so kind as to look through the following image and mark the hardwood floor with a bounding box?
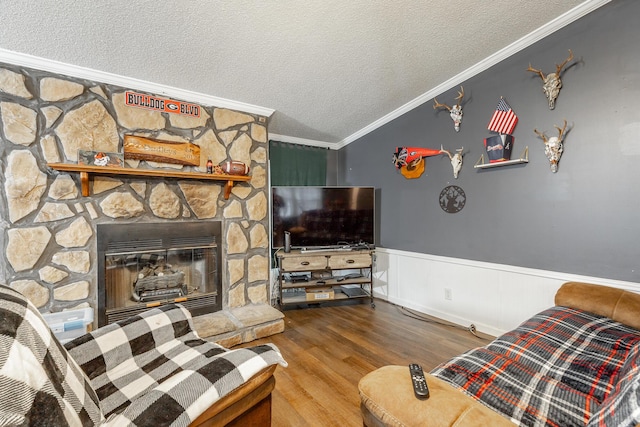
[243,299,492,426]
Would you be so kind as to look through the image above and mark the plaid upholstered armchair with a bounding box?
[0,284,286,426]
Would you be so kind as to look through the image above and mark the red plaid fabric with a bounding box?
[432,306,640,427]
[587,343,640,427]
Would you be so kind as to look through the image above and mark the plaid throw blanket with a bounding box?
[432,306,640,427]
[0,285,103,426]
[65,303,287,426]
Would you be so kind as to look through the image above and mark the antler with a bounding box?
[433,98,452,112]
[527,64,545,80]
[555,119,568,139]
[555,50,574,76]
[433,86,465,111]
[454,86,464,107]
[440,146,464,159]
[534,128,548,143]
[439,145,452,159]
[528,50,574,79]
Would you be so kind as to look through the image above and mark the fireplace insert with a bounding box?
[97,221,222,326]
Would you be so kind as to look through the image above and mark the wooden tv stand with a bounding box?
[276,249,375,308]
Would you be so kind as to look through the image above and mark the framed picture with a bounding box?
[78,150,125,167]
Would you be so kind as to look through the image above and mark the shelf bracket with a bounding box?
[80,171,90,196]
[224,180,234,200]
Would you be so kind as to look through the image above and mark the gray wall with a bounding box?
[326,148,339,185]
[338,0,640,283]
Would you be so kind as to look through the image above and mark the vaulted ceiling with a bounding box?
[1,1,607,147]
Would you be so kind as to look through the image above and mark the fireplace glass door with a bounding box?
[97,222,222,326]
[106,245,216,305]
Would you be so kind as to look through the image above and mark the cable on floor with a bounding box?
[397,305,488,340]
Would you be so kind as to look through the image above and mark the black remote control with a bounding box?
[409,364,430,399]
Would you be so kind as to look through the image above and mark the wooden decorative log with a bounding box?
[123,135,201,166]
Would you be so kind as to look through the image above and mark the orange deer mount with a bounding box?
[392,146,464,179]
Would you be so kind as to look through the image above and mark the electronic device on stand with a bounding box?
[284,231,291,253]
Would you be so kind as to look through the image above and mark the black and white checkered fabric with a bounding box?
[0,284,103,426]
[1,284,287,426]
[65,303,287,426]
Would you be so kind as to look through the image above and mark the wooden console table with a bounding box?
[277,248,375,308]
[47,163,250,199]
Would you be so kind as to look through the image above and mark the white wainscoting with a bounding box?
[372,247,640,337]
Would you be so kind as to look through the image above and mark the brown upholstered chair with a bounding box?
[0,284,286,426]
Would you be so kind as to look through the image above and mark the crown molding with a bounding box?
[337,0,611,148]
[268,133,335,150]
[0,48,275,118]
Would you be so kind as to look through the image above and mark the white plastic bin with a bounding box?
[42,308,94,344]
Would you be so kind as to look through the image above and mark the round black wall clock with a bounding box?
[439,185,466,213]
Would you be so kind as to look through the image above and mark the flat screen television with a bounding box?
[271,186,375,249]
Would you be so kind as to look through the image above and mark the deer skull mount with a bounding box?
[534,120,568,173]
[440,146,464,179]
[433,86,464,131]
[527,50,573,110]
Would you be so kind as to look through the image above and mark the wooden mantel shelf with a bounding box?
[47,163,250,199]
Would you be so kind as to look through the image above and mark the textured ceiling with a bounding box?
[1,1,598,146]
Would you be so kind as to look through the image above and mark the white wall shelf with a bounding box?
[474,147,528,169]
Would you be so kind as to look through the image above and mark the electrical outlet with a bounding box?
[469,324,476,334]
[444,288,452,300]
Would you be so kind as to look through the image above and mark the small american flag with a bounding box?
[487,98,518,135]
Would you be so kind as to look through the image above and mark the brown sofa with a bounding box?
[359,282,640,426]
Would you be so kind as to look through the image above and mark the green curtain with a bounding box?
[269,140,327,186]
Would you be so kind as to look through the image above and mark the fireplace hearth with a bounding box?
[97,221,222,326]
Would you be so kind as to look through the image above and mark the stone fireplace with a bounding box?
[0,62,284,346]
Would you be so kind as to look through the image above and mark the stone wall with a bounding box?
[0,63,273,325]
